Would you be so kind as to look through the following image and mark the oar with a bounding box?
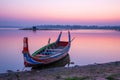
[71,37,75,42]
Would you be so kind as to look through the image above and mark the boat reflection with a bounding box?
[32,54,70,70]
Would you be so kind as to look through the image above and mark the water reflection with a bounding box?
[32,54,70,70]
[0,29,120,73]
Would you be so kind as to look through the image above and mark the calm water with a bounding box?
[0,28,120,73]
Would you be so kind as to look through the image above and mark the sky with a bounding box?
[0,0,120,27]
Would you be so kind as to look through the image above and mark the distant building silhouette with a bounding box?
[32,26,36,31]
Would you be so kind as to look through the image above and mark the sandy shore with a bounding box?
[0,61,120,80]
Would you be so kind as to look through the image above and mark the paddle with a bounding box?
[71,37,75,42]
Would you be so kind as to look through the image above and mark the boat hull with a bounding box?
[32,54,70,69]
[23,43,70,67]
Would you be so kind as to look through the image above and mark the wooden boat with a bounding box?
[22,31,71,67]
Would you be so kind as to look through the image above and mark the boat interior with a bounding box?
[35,41,68,57]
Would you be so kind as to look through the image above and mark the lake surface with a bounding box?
[0,28,120,73]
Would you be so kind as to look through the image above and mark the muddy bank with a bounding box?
[0,61,120,80]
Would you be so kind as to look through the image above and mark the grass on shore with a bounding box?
[106,74,120,80]
[65,76,89,80]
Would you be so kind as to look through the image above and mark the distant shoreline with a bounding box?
[20,28,120,31]
[20,25,120,31]
[0,27,114,30]
[0,26,120,31]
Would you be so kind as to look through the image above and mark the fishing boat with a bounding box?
[22,31,71,67]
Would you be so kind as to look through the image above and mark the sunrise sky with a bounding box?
[0,0,120,27]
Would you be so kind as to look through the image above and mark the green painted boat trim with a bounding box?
[32,42,55,56]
